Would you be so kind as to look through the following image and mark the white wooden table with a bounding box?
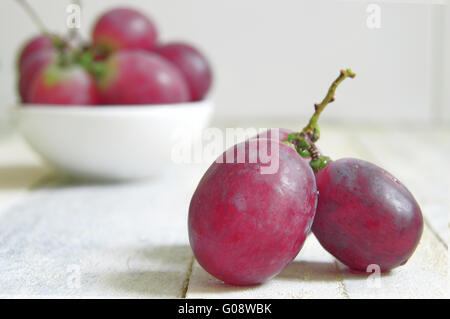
[0,123,448,298]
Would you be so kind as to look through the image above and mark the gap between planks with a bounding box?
[181,255,195,298]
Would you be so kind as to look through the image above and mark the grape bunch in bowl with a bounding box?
[18,6,213,105]
[15,5,214,180]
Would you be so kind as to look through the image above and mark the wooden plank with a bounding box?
[186,235,346,299]
[0,167,199,298]
[187,225,448,299]
[338,225,448,298]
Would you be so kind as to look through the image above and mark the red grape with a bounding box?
[92,8,158,53]
[312,158,423,272]
[28,63,100,105]
[189,139,317,285]
[97,50,190,105]
[19,49,56,102]
[155,43,213,101]
[18,35,53,72]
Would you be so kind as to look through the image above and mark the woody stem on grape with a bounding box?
[301,68,356,142]
[15,0,71,63]
[287,68,356,172]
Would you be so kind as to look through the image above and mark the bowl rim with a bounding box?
[16,99,213,116]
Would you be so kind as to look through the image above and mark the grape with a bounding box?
[188,139,317,285]
[92,8,158,53]
[28,63,99,105]
[18,35,53,73]
[312,158,423,272]
[19,49,56,103]
[97,50,190,105]
[155,43,213,101]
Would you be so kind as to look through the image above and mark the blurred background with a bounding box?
[0,0,449,130]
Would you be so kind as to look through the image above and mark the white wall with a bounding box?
[443,3,450,123]
[0,0,448,125]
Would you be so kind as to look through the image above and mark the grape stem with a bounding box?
[15,0,65,49]
[15,0,85,67]
[288,69,356,172]
[301,68,356,142]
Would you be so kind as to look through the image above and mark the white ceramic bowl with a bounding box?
[17,101,214,181]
